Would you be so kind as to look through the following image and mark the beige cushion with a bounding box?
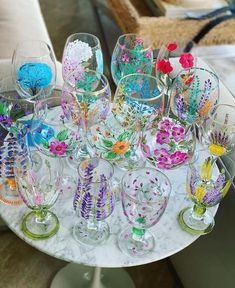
[0,0,52,59]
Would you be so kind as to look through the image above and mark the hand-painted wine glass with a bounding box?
[111,34,153,85]
[63,68,111,168]
[12,40,56,101]
[62,33,103,80]
[178,152,235,235]
[105,73,164,170]
[118,167,171,256]
[73,157,115,245]
[155,41,196,114]
[170,67,219,125]
[0,127,28,205]
[31,93,81,192]
[141,116,196,170]
[201,104,235,157]
[15,149,63,240]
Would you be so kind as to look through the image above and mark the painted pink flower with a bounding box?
[179,53,194,69]
[137,68,142,73]
[113,59,118,66]
[134,38,144,45]
[141,143,151,157]
[121,53,130,63]
[49,141,68,156]
[157,161,172,170]
[170,151,188,165]
[154,148,170,163]
[159,118,174,131]
[155,59,173,74]
[145,51,152,59]
[33,192,44,205]
[166,43,177,52]
[156,131,170,145]
[172,126,185,142]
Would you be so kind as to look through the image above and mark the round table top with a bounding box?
[0,156,217,268]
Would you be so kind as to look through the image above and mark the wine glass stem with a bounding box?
[192,204,206,221]
[35,209,47,223]
[90,267,104,288]
[132,226,146,241]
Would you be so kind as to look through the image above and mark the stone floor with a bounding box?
[0,0,184,287]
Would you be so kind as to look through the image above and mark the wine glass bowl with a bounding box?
[111,34,153,85]
[12,40,56,101]
[73,158,115,246]
[118,167,171,256]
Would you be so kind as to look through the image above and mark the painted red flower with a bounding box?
[166,43,177,52]
[155,59,173,74]
[179,53,194,69]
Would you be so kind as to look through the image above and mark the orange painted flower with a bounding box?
[7,178,17,190]
[112,141,130,155]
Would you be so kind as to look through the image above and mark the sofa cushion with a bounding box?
[0,0,52,59]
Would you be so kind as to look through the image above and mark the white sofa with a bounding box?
[0,0,63,229]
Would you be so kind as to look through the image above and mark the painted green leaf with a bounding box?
[117,131,130,141]
[106,151,117,160]
[9,126,18,134]
[0,102,7,115]
[124,150,131,158]
[102,139,113,148]
[136,217,146,224]
[56,129,68,141]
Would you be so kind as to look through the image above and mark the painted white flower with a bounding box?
[65,40,92,64]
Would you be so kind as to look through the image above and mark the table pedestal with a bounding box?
[50,263,135,288]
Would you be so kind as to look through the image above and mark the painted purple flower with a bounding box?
[0,115,13,128]
[113,59,118,66]
[141,143,151,157]
[154,148,170,163]
[121,53,130,63]
[134,38,144,46]
[159,118,174,131]
[172,126,185,142]
[33,192,44,205]
[202,188,221,206]
[170,151,188,165]
[49,141,68,156]
[145,51,152,58]
[156,131,170,145]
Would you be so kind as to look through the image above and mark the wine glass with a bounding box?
[0,127,28,205]
[12,40,56,101]
[170,67,219,125]
[63,68,111,168]
[141,116,196,170]
[111,33,153,85]
[62,33,103,80]
[155,41,196,114]
[31,93,81,191]
[105,73,164,170]
[178,151,235,235]
[73,157,115,245]
[118,167,171,256]
[14,148,63,240]
[201,104,235,157]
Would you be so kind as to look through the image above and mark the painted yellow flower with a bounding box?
[112,141,130,155]
[199,100,213,117]
[209,144,225,156]
[195,186,206,202]
[221,180,232,197]
[201,158,212,181]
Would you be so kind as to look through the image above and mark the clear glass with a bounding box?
[178,151,235,235]
[170,67,219,125]
[63,68,111,168]
[12,40,56,101]
[73,158,115,245]
[0,128,28,206]
[155,40,197,114]
[105,73,164,170]
[62,33,103,80]
[118,167,171,256]
[15,149,63,240]
[111,34,153,85]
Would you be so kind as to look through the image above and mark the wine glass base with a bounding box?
[118,227,155,257]
[73,219,110,246]
[21,211,60,240]
[178,207,215,235]
[50,263,135,288]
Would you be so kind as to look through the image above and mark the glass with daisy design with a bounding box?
[111,34,153,85]
[118,167,171,256]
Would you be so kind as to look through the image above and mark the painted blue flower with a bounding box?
[95,49,103,74]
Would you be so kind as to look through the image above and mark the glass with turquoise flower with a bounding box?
[12,40,56,101]
[118,167,171,256]
[62,33,103,80]
[111,34,153,85]
[14,148,63,240]
[201,104,235,157]
[92,73,164,171]
[178,151,235,235]
[73,157,115,246]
